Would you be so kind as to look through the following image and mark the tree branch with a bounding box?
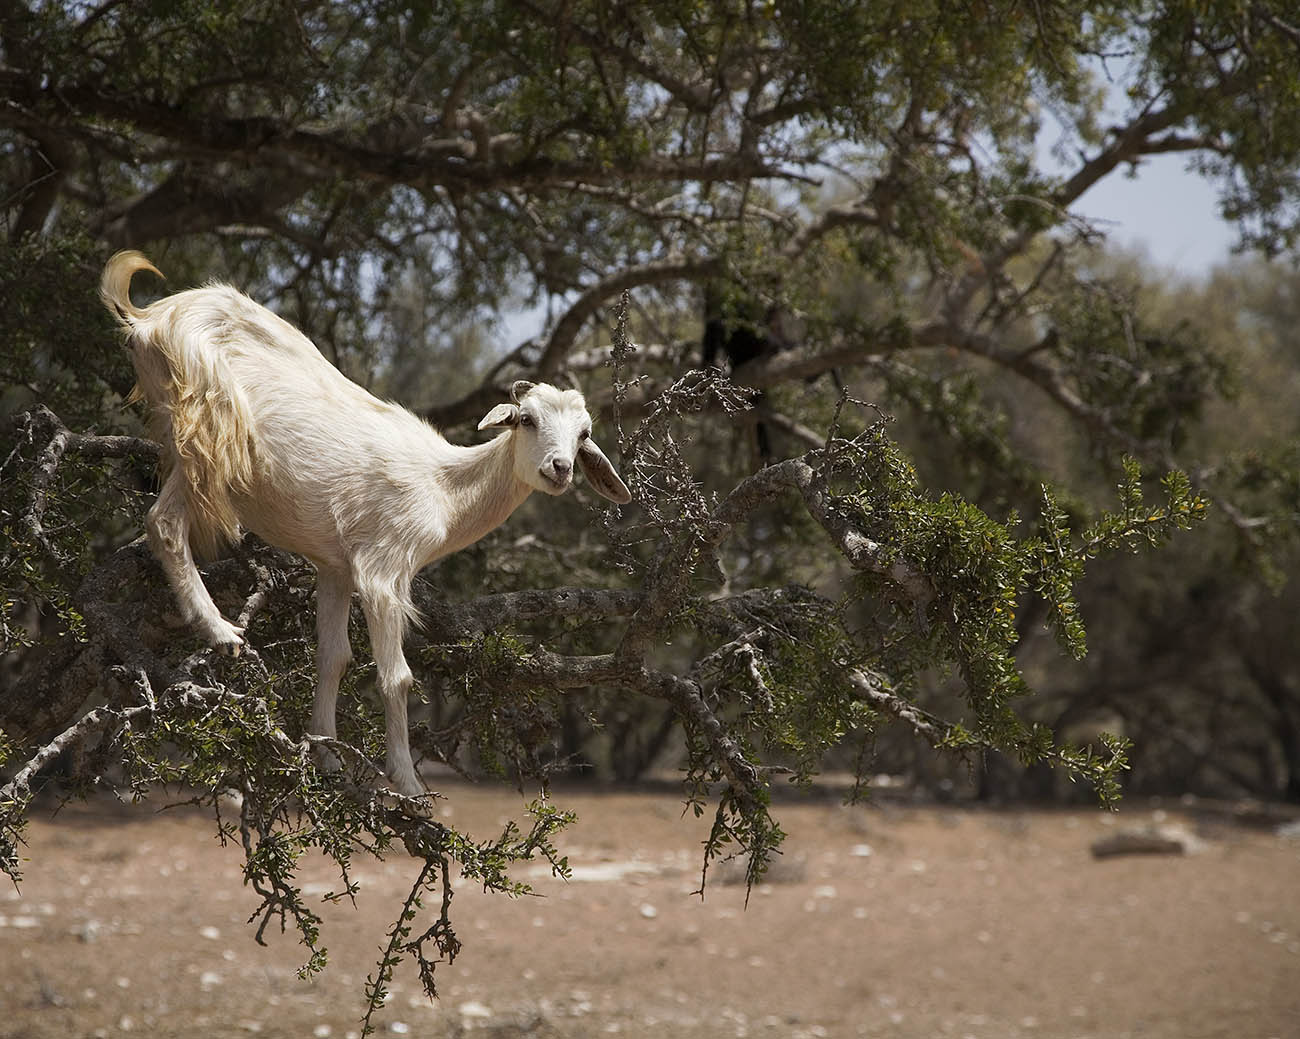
[534,258,721,379]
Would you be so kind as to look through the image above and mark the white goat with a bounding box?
[100,251,631,797]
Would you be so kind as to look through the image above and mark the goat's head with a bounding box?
[477,381,632,504]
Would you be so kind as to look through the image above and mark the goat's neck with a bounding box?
[431,432,532,561]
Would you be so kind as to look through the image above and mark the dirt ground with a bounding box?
[2,778,1298,1039]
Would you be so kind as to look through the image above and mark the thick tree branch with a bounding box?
[534,257,721,379]
[421,260,722,427]
[7,406,158,558]
[0,67,797,197]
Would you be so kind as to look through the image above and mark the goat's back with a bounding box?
[103,253,454,569]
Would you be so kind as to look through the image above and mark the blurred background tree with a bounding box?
[3,0,1299,1009]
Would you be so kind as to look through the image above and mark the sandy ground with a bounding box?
[2,779,1298,1039]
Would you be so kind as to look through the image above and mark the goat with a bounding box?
[700,284,841,464]
[100,251,631,797]
[700,284,798,463]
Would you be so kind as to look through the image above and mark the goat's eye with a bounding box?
[519,413,533,427]
[579,428,591,441]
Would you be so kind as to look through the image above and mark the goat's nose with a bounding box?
[551,458,572,478]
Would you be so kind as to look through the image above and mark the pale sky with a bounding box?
[1065,151,1240,278]
[1040,55,1247,280]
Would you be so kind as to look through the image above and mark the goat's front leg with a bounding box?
[146,470,245,654]
[359,589,424,798]
[308,567,355,762]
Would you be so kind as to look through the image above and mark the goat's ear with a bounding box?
[477,403,520,430]
[578,439,632,504]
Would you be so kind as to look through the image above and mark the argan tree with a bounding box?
[3,1,1298,1024]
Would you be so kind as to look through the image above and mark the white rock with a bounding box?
[639,903,658,919]
[199,925,221,940]
[849,843,873,857]
[541,861,659,883]
[458,1001,492,1019]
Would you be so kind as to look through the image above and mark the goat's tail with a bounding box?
[100,251,257,557]
[100,250,163,323]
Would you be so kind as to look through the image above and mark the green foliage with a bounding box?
[437,630,569,780]
[4,0,1300,1019]
[1048,270,1234,450]
[826,428,1208,801]
[876,361,1050,512]
[1141,1,1300,254]
[0,234,135,423]
[1,410,150,680]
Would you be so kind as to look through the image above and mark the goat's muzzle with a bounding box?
[538,459,573,493]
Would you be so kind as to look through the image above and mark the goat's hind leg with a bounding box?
[307,567,354,775]
[146,470,245,654]
[359,588,425,799]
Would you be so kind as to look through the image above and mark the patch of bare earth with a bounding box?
[2,779,1298,1038]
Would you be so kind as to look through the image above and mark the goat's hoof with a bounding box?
[383,770,432,803]
[311,743,343,774]
[368,773,436,818]
[389,788,437,819]
[404,795,437,819]
[204,619,246,656]
[390,777,429,800]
